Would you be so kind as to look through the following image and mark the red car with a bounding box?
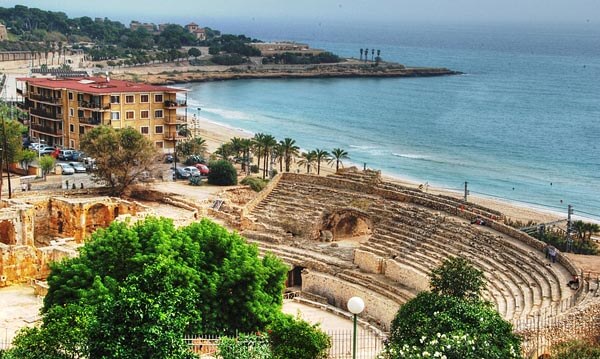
[195,163,210,175]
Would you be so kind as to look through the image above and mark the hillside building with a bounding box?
[16,76,187,152]
[184,22,206,41]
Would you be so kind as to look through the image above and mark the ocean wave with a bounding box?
[392,153,429,160]
[200,107,252,120]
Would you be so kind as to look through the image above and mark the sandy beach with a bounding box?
[189,113,564,225]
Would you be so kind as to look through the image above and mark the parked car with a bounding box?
[194,163,210,175]
[182,166,201,177]
[173,167,191,180]
[58,149,75,161]
[39,147,56,156]
[55,163,75,175]
[68,162,87,173]
[71,151,83,161]
[83,157,97,170]
[164,154,174,163]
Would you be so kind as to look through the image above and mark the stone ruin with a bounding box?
[0,194,145,287]
[228,168,600,356]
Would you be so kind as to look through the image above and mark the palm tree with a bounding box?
[371,49,375,61]
[359,48,363,61]
[261,134,277,179]
[273,143,284,173]
[239,138,253,174]
[252,133,266,173]
[298,151,317,174]
[279,137,300,172]
[215,143,234,160]
[364,48,369,62]
[314,149,330,175]
[329,148,349,172]
[57,42,63,65]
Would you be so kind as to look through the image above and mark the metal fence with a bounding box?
[184,330,384,359]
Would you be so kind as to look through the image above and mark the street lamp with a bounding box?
[347,296,365,359]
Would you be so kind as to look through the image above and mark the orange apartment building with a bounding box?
[16,76,187,152]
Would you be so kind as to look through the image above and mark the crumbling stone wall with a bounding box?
[0,196,144,287]
[302,270,400,330]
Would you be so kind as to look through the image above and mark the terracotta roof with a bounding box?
[186,22,198,26]
[16,77,185,94]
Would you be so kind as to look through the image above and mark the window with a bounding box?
[140,110,149,119]
[68,92,73,100]
[79,126,84,135]
[126,111,135,120]
[140,126,149,134]
[155,125,163,134]
[70,124,74,132]
[140,94,149,103]
[125,95,134,103]
[154,109,163,118]
[155,141,164,149]
[154,94,163,103]
[111,112,120,120]
[69,108,74,117]
[110,95,120,104]
[78,110,84,118]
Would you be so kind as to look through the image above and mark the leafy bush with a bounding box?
[207,160,237,186]
[250,164,260,173]
[218,334,272,359]
[533,231,599,255]
[211,54,247,66]
[267,314,330,359]
[551,340,600,359]
[241,177,268,192]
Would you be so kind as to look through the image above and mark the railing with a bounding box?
[30,108,62,121]
[164,132,186,141]
[16,88,24,95]
[78,101,111,111]
[183,330,384,359]
[29,94,61,105]
[79,117,102,125]
[164,100,187,108]
[164,115,187,124]
[31,124,63,136]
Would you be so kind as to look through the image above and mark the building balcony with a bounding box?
[29,94,62,106]
[164,100,187,108]
[79,117,103,125]
[30,108,62,121]
[78,101,111,111]
[31,124,63,137]
[163,132,187,141]
[164,115,187,125]
[16,88,24,96]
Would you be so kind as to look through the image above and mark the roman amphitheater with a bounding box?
[1,168,599,357]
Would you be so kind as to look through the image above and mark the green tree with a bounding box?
[267,314,331,359]
[207,159,238,186]
[80,126,157,196]
[38,155,55,179]
[429,256,485,300]
[313,148,330,175]
[279,138,299,173]
[18,149,37,171]
[329,148,349,172]
[176,137,207,159]
[187,47,201,60]
[381,258,521,359]
[298,151,317,174]
[8,218,288,357]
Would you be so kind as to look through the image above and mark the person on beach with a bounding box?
[548,245,557,263]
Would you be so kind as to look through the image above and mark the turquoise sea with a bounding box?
[183,21,600,220]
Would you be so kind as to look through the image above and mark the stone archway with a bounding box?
[85,204,112,234]
[286,266,304,288]
[0,220,16,245]
[321,208,372,241]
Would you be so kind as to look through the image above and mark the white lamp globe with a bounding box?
[347,296,365,315]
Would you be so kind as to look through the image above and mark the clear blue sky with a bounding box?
[1,0,598,25]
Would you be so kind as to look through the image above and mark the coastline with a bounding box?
[190,113,563,224]
[110,60,461,85]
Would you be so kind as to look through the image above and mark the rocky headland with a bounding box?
[110,61,462,85]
